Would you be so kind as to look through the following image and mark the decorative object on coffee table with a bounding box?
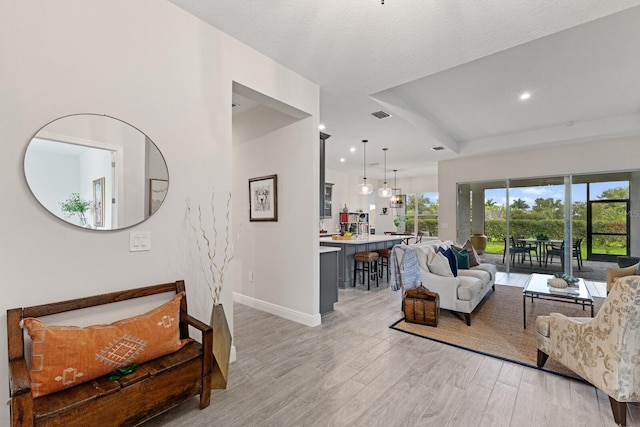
[547,277,568,288]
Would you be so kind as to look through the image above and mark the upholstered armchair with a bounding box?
[536,276,640,426]
[607,263,639,293]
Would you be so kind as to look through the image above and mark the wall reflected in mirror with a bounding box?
[24,114,169,230]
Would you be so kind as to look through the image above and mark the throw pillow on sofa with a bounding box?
[451,245,470,269]
[427,250,453,277]
[438,247,458,277]
[461,240,481,267]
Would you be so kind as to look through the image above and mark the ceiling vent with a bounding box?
[371,110,392,119]
[431,146,445,151]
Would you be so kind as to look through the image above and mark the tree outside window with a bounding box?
[402,192,438,236]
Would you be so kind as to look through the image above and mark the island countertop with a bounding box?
[319,234,403,245]
[319,246,341,254]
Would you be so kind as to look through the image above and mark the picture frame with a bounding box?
[249,174,278,221]
[93,177,105,227]
[150,178,169,215]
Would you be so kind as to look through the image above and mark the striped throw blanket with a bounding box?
[389,244,421,291]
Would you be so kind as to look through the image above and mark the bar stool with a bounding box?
[375,248,392,282]
[353,251,379,290]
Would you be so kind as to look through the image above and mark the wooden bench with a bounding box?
[7,280,213,427]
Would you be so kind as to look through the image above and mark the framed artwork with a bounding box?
[150,179,169,215]
[249,174,278,221]
[93,177,105,227]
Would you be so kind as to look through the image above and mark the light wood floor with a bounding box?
[148,273,636,427]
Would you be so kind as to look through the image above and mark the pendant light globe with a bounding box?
[358,140,373,195]
[378,148,392,198]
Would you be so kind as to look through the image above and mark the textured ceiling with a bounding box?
[169,0,640,179]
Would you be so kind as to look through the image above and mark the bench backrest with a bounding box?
[7,280,189,362]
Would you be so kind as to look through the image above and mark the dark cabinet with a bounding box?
[322,183,333,218]
[319,132,332,219]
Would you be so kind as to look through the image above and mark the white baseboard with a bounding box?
[230,345,237,363]
[232,292,321,327]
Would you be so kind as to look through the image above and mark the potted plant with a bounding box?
[393,215,405,230]
[59,193,91,226]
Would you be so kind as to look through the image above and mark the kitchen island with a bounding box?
[320,235,402,288]
[319,246,340,314]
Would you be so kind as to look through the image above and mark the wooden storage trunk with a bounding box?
[404,286,439,326]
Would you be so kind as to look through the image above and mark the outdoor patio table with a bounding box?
[517,238,563,267]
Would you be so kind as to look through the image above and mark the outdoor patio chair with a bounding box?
[572,238,583,270]
[503,236,535,266]
[545,240,564,268]
[545,239,583,270]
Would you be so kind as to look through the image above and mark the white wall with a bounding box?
[399,174,438,195]
[0,0,318,421]
[438,137,640,248]
[325,169,350,232]
[232,115,319,325]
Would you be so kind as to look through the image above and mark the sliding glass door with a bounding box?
[457,172,633,277]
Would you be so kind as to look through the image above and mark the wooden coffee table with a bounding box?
[522,273,594,329]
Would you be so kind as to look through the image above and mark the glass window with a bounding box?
[402,192,438,236]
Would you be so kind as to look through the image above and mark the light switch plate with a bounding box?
[129,231,151,252]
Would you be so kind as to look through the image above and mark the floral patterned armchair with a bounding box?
[536,275,640,426]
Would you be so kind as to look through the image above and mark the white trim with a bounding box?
[230,345,237,363]
[232,292,321,327]
[36,130,121,152]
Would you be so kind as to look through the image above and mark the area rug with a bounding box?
[390,284,604,380]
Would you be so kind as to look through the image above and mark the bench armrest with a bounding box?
[183,313,213,334]
[8,358,32,397]
[182,312,214,395]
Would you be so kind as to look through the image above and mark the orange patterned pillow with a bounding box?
[23,293,188,398]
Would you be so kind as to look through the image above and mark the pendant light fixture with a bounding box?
[357,139,373,195]
[378,148,392,198]
[391,169,404,208]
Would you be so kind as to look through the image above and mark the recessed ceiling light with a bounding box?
[519,92,531,101]
[350,147,356,153]
[340,158,345,162]
[318,124,326,131]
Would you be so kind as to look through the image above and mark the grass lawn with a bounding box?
[484,241,626,256]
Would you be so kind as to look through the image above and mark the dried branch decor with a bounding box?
[186,191,234,306]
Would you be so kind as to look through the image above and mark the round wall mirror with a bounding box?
[24,114,169,230]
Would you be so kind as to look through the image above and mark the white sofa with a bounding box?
[395,240,496,326]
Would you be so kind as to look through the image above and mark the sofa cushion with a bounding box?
[438,247,458,277]
[23,293,187,398]
[451,246,470,269]
[472,263,497,282]
[458,268,491,286]
[456,276,483,301]
[427,251,453,277]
